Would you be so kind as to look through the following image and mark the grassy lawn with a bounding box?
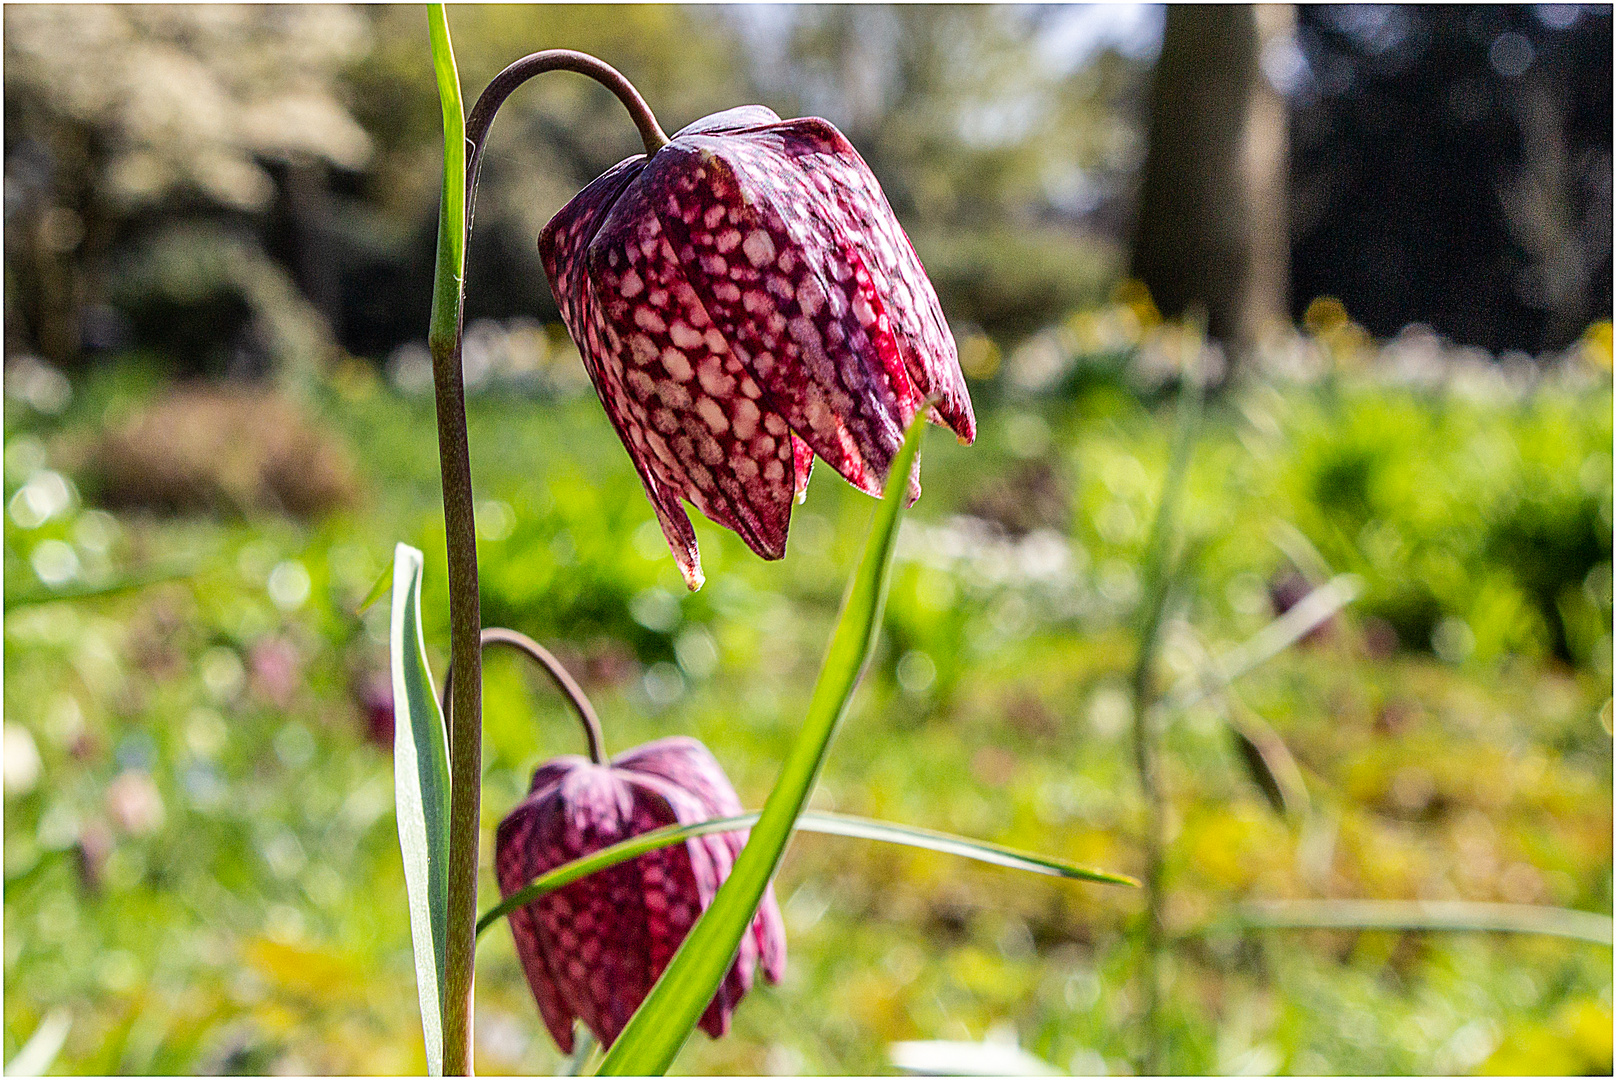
[4,346,1610,1075]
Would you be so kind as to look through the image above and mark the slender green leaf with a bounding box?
[596,410,931,1075]
[357,560,393,615]
[1225,705,1309,821]
[477,810,1136,938]
[1165,573,1363,711]
[389,543,452,1076]
[426,3,465,360]
[6,562,195,608]
[1223,899,1613,947]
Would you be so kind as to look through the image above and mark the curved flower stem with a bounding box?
[441,628,607,765]
[466,50,668,197]
[424,10,667,1072]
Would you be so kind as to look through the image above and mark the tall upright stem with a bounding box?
[1128,325,1205,1075]
[426,9,478,1074]
[424,12,667,1073]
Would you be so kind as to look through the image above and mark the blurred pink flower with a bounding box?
[105,769,164,836]
[249,636,301,708]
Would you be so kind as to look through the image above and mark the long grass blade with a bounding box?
[1225,899,1613,947]
[389,543,452,1075]
[476,810,1136,939]
[595,410,930,1075]
[1165,573,1362,711]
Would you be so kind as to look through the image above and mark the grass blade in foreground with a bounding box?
[389,543,453,1076]
[477,810,1137,938]
[596,411,931,1076]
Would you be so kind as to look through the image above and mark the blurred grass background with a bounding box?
[3,4,1612,1076]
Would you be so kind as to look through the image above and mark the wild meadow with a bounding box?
[5,305,1610,1074]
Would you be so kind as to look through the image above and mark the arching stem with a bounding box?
[424,9,667,1073]
[466,51,668,215]
[441,628,607,765]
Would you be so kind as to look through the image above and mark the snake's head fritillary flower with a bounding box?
[495,736,786,1052]
[541,106,976,590]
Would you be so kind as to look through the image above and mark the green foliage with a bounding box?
[387,544,451,1075]
[3,353,1610,1074]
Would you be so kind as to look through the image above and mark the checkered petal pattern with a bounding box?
[540,106,975,591]
[494,737,786,1052]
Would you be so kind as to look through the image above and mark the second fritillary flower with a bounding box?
[494,736,786,1051]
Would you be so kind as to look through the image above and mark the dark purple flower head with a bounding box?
[495,736,785,1052]
[542,106,976,590]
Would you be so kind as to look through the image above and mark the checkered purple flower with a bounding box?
[541,106,976,590]
[495,736,785,1051]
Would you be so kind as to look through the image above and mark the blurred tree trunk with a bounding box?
[1130,4,1293,360]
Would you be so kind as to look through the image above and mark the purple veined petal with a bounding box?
[614,736,745,817]
[497,765,660,1050]
[551,769,656,1047]
[627,769,758,1038]
[542,107,975,583]
[496,799,582,1053]
[498,747,786,1054]
[698,117,971,445]
[528,755,589,796]
[620,780,708,1010]
[753,882,789,983]
[672,105,783,138]
[586,168,801,562]
[540,155,710,589]
[578,280,707,590]
[541,156,646,328]
[617,737,786,988]
[774,119,975,444]
[648,131,926,504]
[792,433,815,502]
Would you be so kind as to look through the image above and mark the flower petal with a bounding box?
[540,156,645,328]
[648,132,926,503]
[788,118,975,444]
[673,105,783,138]
[617,738,786,989]
[541,157,707,588]
[618,761,757,1039]
[495,797,581,1053]
[587,174,800,561]
[496,765,659,1048]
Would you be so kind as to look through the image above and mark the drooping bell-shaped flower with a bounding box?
[495,736,786,1052]
[541,106,976,590]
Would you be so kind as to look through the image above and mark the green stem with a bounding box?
[423,19,672,1073]
[426,7,478,1075]
[1129,320,1205,1076]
